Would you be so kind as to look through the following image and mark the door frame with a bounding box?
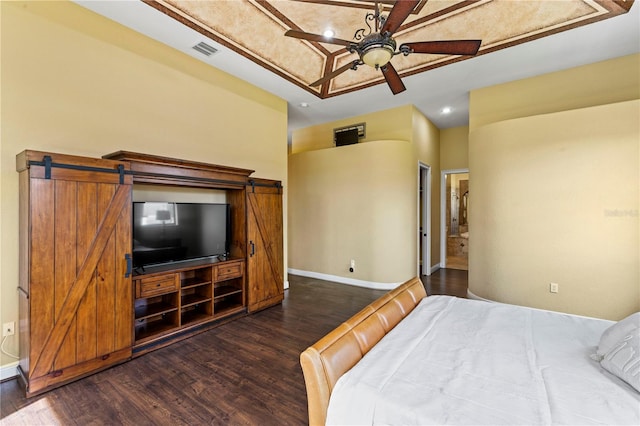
[440,168,469,268]
[418,162,431,276]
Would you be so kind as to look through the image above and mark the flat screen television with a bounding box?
[132,202,230,269]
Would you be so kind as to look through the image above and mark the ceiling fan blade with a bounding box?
[381,0,419,35]
[285,30,354,48]
[381,62,406,95]
[401,40,482,56]
[310,60,361,87]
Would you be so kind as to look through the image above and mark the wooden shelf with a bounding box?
[135,323,179,343]
[135,301,177,320]
[215,285,242,299]
[181,294,212,308]
[214,302,244,318]
[135,312,179,342]
[181,310,212,326]
[181,278,212,290]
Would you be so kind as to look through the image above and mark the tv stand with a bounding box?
[135,256,226,276]
[133,258,245,353]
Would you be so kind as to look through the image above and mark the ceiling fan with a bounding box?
[285,0,482,95]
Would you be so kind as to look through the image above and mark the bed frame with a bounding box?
[300,277,427,425]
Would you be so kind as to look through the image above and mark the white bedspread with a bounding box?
[326,296,640,425]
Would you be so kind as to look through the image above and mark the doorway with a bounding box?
[440,169,469,270]
[418,163,431,276]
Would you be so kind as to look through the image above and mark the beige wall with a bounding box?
[288,140,416,284]
[0,2,288,367]
[470,54,640,130]
[291,105,413,154]
[468,54,639,320]
[411,107,441,267]
[289,106,441,285]
[440,126,469,170]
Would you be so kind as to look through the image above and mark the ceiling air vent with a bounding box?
[192,42,218,57]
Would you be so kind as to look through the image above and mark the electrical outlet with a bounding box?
[549,283,559,294]
[2,321,15,337]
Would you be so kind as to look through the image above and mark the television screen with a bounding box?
[132,202,229,268]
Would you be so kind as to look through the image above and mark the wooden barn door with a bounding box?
[19,151,133,396]
[246,180,284,312]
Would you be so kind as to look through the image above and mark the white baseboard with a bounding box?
[284,279,290,290]
[287,268,402,291]
[430,264,441,274]
[0,361,18,381]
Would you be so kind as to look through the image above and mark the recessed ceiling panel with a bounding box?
[146,0,634,98]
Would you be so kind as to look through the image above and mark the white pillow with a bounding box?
[596,313,640,392]
[597,312,640,358]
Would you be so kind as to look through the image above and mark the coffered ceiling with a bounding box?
[145,0,632,97]
[78,1,638,132]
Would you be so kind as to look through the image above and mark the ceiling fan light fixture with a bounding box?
[362,46,393,68]
[360,33,396,68]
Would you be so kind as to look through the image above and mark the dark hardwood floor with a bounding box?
[422,268,468,298]
[0,270,466,425]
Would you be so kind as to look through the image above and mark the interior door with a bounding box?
[246,182,283,312]
[23,152,133,395]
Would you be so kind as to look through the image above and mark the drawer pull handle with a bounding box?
[156,283,161,287]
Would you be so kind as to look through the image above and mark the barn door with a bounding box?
[246,181,284,312]
[22,152,133,395]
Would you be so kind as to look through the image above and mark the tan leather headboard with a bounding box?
[300,277,427,425]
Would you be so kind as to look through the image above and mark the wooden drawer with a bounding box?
[216,261,243,281]
[136,274,178,298]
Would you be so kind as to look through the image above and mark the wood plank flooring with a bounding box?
[1,270,467,425]
[422,268,468,298]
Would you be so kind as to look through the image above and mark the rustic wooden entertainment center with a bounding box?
[16,150,284,396]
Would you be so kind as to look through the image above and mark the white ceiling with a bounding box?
[77,1,639,136]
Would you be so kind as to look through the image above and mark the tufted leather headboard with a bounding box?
[299,277,427,425]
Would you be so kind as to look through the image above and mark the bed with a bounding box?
[300,277,640,425]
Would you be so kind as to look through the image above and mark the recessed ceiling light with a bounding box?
[323,29,335,38]
[299,102,309,108]
[441,107,452,114]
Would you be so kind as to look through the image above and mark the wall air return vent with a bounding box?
[192,42,218,57]
[334,123,365,147]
